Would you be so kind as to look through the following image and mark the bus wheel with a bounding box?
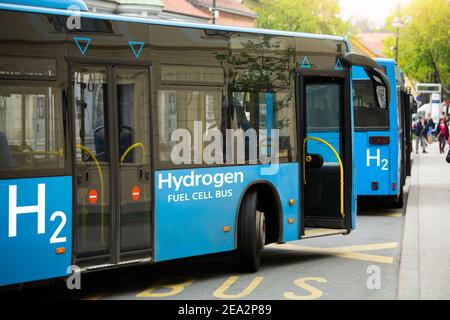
[392,188,404,208]
[236,191,266,273]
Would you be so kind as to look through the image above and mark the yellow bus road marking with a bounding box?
[331,251,394,264]
[213,276,264,299]
[284,277,327,300]
[329,242,398,252]
[382,213,402,217]
[304,228,345,237]
[81,293,105,300]
[136,278,195,298]
[267,242,397,264]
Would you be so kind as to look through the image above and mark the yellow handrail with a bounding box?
[120,143,145,163]
[303,137,345,218]
[76,144,105,244]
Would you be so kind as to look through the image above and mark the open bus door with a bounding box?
[298,53,391,237]
[402,89,413,177]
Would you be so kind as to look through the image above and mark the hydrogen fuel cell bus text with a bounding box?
[0,0,390,288]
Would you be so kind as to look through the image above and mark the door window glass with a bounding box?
[306,83,341,130]
[116,68,152,252]
[73,66,110,258]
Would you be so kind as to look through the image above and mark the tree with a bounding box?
[383,0,450,97]
[256,0,350,36]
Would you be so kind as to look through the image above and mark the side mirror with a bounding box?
[338,53,391,111]
[364,67,390,111]
[376,85,388,110]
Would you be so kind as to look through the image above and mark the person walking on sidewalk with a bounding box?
[416,116,428,154]
[436,118,449,154]
[427,113,435,131]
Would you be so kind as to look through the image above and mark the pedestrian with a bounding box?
[427,112,435,130]
[436,118,449,154]
[415,116,428,154]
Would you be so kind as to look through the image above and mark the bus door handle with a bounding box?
[305,153,324,170]
[138,167,144,181]
[77,171,90,185]
[137,166,150,182]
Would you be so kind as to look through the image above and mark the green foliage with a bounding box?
[214,36,294,92]
[256,0,350,36]
[383,0,450,95]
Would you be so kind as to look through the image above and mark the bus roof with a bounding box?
[374,58,396,66]
[1,0,88,11]
[0,1,346,43]
[353,57,397,80]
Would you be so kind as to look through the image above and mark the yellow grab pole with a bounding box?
[76,144,105,243]
[120,143,145,163]
[303,137,345,218]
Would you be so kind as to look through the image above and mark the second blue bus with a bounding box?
[353,58,413,208]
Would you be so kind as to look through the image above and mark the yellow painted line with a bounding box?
[331,251,394,264]
[136,278,195,298]
[328,242,398,252]
[267,242,397,264]
[382,213,402,217]
[284,277,327,300]
[213,276,264,299]
[81,293,104,300]
[304,228,345,237]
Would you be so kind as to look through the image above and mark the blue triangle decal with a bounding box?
[301,56,311,69]
[74,37,91,56]
[335,58,344,70]
[129,41,145,59]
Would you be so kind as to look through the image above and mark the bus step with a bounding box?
[301,228,347,239]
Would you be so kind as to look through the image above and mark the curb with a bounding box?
[397,154,420,299]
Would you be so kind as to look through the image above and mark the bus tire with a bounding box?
[392,188,404,208]
[236,190,266,273]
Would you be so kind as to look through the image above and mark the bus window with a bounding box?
[155,89,222,168]
[306,83,341,131]
[0,85,65,174]
[230,91,297,163]
[353,80,389,129]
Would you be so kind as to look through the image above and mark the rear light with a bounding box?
[369,136,390,145]
[392,183,396,191]
[371,182,379,190]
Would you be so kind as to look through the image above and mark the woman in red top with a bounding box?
[437,118,450,154]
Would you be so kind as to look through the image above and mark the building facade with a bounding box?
[84,0,256,26]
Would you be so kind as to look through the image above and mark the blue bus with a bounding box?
[0,0,390,288]
[352,58,412,208]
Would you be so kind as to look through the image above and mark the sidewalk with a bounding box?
[398,142,450,299]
